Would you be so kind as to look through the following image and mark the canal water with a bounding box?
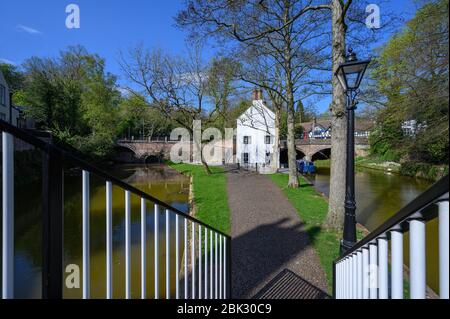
[11,164,190,299]
[308,167,440,294]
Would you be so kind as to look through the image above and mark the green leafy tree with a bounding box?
[21,46,121,158]
[371,0,449,165]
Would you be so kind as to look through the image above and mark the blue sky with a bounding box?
[0,0,419,113]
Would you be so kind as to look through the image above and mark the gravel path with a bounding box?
[227,169,328,298]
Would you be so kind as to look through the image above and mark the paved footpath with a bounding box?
[227,169,328,299]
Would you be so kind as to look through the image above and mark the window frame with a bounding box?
[0,84,5,106]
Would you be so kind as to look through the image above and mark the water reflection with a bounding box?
[13,164,189,299]
[307,167,440,294]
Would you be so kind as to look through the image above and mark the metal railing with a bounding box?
[333,174,449,299]
[1,119,231,299]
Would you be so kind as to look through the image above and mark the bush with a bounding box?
[400,161,448,181]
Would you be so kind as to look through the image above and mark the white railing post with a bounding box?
[391,230,403,299]
[191,222,196,299]
[184,218,188,299]
[410,218,426,299]
[344,258,349,299]
[357,250,362,299]
[2,132,14,299]
[82,170,90,299]
[141,198,147,299]
[106,181,113,299]
[438,200,449,299]
[352,254,357,299]
[210,230,213,299]
[125,191,131,299]
[166,209,170,299]
[215,232,218,299]
[337,262,341,299]
[175,214,180,299]
[224,236,227,299]
[198,224,202,299]
[369,243,378,299]
[362,247,369,299]
[219,235,223,299]
[378,237,388,299]
[205,228,208,299]
[154,204,160,299]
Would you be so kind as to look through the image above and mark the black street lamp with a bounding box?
[335,48,371,256]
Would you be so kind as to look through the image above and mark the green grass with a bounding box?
[169,162,231,235]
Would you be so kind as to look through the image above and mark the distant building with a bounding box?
[301,118,332,139]
[402,120,427,137]
[300,117,373,139]
[0,70,19,125]
[236,89,279,174]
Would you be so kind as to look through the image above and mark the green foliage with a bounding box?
[18,46,121,158]
[169,162,231,235]
[0,63,25,92]
[117,94,175,139]
[400,161,449,181]
[371,0,449,166]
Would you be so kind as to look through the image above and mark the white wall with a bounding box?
[236,100,278,172]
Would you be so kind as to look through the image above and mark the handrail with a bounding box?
[0,119,229,238]
[337,174,449,261]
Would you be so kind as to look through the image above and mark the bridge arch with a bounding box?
[280,148,305,167]
[143,154,163,164]
[113,145,137,163]
[311,147,331,161]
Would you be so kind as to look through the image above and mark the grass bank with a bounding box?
[268,174,364,292]
[268,174,339,291]
[169,162,231,235]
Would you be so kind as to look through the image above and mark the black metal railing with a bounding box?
[333,174,449,299]
[1,119,231,299]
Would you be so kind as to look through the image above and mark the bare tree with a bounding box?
[177,0,330,187]
[119,44,215,173]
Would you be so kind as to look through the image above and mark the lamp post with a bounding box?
[335,48,371,256]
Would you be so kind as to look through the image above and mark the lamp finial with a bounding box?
[347,47,357,62]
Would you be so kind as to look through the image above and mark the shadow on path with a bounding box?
[231,217,325,298]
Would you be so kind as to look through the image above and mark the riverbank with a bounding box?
[168,162,231,235]
[268,174,364,292]
[315,157,448,182]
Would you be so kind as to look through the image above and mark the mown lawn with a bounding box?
[169,162,231,235]
[268,173,341,292]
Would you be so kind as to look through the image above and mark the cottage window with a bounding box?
[243,136,251,144]
[243,153,249,164]
[265,135,272,144]
[0,85,5,106]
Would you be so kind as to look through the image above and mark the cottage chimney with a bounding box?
[252,88,263,101]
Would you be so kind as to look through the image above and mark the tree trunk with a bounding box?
[325,0,348,231]
[272,106,281,172]
[200,142,212,175]
[286,81,298,188]
[283,2,299,188]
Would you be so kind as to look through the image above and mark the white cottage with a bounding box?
[236,89,279,174]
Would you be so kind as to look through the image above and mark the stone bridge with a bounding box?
[116,137,369,163]
[115,139,178,163]
[281,137,370,161]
